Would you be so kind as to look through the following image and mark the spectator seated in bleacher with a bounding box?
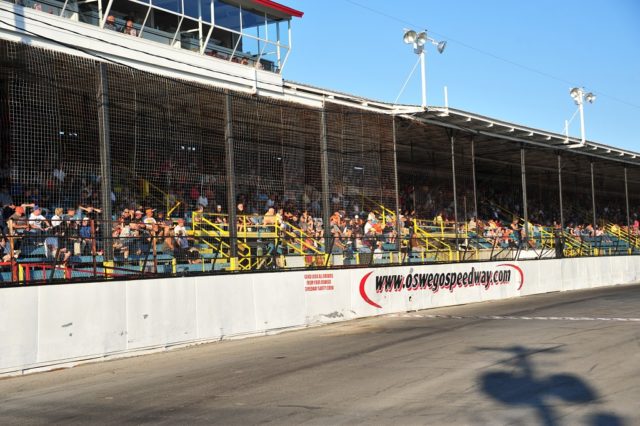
[113,217,132,259]
[28,206,49,234]
[123,18,137,37]
[104,15,119,32]
[173,218,192,263]
[78,217,92,255]
[44,228,71,263]
[1,237,12,263]
[263,207,276,226]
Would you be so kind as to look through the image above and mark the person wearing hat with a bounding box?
[132,209,144,224]
[143,208,156,226]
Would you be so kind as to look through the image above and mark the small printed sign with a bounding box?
[304,273,334,292]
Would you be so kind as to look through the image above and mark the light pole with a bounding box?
[403,29,446,109]
[569,87,596,146]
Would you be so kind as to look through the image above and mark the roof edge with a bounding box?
[252,0,304,18]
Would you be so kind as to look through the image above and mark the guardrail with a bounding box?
[1,217,637,286]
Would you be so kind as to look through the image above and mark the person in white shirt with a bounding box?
[373,241,384,262]
[174,219,188,248]
[28,207,49,233]
[50,207,64,228]
[143,208,157,230]
[363,218,373,236]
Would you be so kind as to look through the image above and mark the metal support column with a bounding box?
[320,106,332,258]
[590,162,597,227]
[520,147,529,244]
[624,167,630,231]
[97,63,113,261]
[392,117,402,260]
[471,136,478,218]
[224,92,238,270]
[449,131,459,251]
[558,154,564,229]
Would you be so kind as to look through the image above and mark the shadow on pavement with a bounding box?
[477,345,624,426]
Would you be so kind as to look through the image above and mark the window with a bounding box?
[184,0,212,23]
[152,0,182,14]
[213,0,240,32]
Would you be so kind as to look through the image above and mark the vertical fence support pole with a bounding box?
[471,136,478,219]
[558,154,564,230]
[590,161,597,228]
[392,117,402,261]
[224,92,238,270]
[521,147,529,244]
[97,62,114,266]
[449,130,459,257]
[320,105,332,263]
[624,167,630,232]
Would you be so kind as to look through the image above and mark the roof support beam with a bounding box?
[397,114,640,167]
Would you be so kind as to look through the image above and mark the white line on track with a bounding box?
[390,314,640,322]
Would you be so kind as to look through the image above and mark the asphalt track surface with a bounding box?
[1,285,639,426]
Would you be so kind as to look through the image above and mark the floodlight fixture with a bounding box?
[403,30,417,44]
[566,87,596,147]
[569,87,581,102]
[402,28,447,109]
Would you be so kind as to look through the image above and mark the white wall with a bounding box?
[1,257,638,376]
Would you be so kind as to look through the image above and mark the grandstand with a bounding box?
[1,0,639,286]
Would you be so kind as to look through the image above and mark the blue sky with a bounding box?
[283,0,640,152]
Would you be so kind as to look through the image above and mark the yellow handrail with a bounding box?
[604,222,639,252]
[360,195,398,227]
[277,221,326,256]
[143,179,178,215]
[412,221,454,261]
[166,201,181,217]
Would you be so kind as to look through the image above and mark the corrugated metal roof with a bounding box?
[283,80,640,167]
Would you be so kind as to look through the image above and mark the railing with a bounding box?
[4,0,280,72]
[604,223,640,254]
[1,217,636,286]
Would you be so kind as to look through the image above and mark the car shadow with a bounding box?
[477,345,624,426]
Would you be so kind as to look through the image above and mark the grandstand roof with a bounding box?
[283,80,640,167]
[409,107,640,167]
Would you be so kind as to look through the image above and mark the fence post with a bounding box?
[558,154,564,230]
[521,147,529,246]
[590,162,597,229]
[448,130,459,251]
[624,167,630,234]
[224,92,238,270]
[471,136,478,219]
[392,117,402,262]
[320,105,331,261]
[97,62,114,262]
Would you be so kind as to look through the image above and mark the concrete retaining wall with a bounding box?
[1,256,639,375]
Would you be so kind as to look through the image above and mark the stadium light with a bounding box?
[403,30,417,44]
[402,29,447,108]
[568,87,596,147]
